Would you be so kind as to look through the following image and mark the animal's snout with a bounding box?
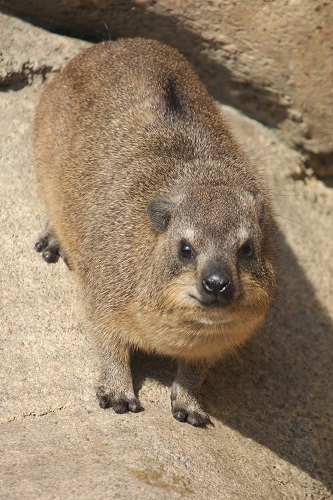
[202,270,232,297]
[199,268,234,307]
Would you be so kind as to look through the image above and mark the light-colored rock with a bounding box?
[0,11,90,87]
[1,11,333,499]
[0,0,332,177]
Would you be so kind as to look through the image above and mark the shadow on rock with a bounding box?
[206,227,332,491]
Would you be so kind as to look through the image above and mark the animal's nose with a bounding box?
[202,272,232,296]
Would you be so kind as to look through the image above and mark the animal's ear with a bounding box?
[147,197,175,233]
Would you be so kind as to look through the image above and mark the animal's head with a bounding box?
[147,184,276,334]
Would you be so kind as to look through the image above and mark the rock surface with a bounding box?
[0,0,332,177]
[1,12,333,499]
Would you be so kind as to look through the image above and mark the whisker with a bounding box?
[273,194,303,198]
[276,214,313,230]
[225,120,259,143]
[249,147,292,161]
[247,141,279,158]
[273,292,289,306]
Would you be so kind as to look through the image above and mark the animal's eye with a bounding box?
[238,240,253,259]
[179,241,196,260]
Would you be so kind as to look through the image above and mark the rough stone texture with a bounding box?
[0,11,89,89]
[1,12,333,499]
[0,0,332,178]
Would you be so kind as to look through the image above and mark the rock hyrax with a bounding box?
[34,38,276,426]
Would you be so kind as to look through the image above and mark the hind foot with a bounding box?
[35,223,71,269]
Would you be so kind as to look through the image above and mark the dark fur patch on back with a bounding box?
[164,79,185,115]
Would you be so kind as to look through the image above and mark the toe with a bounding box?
[128,398,143,413]
[113,400,129,414]
[42,248,60,263]
[97,394,112,409]
[35,240,47,252]
[186,410,210,427]
[172,410,187,423]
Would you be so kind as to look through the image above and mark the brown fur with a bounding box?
[34,38,276,426]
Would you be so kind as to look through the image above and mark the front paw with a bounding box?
[96,387,143,414]
[171,385,211,427]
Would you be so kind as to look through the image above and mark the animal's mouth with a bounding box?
[189,294,231,309]
[187,295,233,326]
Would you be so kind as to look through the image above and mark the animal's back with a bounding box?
[34,38,249,283]
[35,39,220,267]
